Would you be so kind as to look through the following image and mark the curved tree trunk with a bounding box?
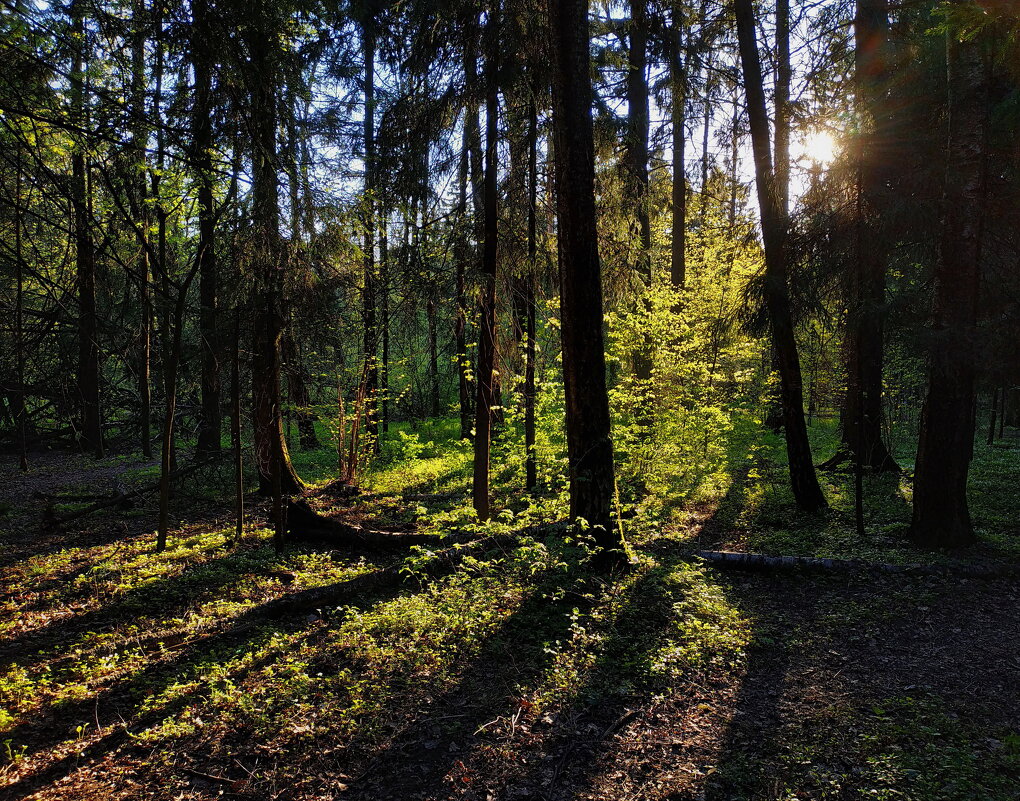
[734,0,826,512]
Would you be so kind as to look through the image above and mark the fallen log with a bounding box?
[693,550,1020,580]
[286,498,442,550]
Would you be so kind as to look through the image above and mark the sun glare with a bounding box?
[802,130,838,166]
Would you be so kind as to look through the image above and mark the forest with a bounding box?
[1,0,1019,798]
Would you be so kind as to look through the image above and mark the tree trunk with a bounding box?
[455,115,473,440]
[734,0,826,512]
[626,0,652,390]
[699,0,714,216]
[472,5,500,521]
[987,388,998,447]
[131,0,152,459]
[15,161,28,472]
[247,9,303,498]
[911,17,987,548]
[380,213,390,434]
[232,310,243,541]
[362,16,379,451]
[428,294,440,417]
[71,0,103,458]
[774,0,791,217]
[549,0,621,550]
[826,0,899,473]
[193,0,221,456]
[524,91,538,490]
[156,288,195,551]
[670,27,686,289]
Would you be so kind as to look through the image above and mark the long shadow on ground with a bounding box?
[336,562,604,801]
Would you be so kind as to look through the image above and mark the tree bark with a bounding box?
[734,0,826,512]
[987,388,998,446]
[427,294,440,417]
[549,0,621,550]
[380,212,390,434]
[247,7,303,498]
[626,0,653,390]
[157,280,198,551]
[130,0,152,459]
[472,4,500,521]
[455,113,474,439]
[232,310,243,541]
[670,27,686,289]
[193,0,221,456]
[524,91,538,490]
[911,17,987,548]
[825,0,899,473]
[15,159,28,471]
[362,15,379,451]
[71,0,103,458]
[774,0,791,217]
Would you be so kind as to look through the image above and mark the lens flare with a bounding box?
[802,130,838,166]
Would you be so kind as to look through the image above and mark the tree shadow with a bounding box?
[702,574,802,801]
[0,561,417,800]
[0,547,304,673]
[424,553,757,801]
[335,561,601,800]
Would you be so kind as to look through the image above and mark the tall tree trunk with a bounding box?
[131,0,152,459]
[524,90,538,490]
[734,0,827,511]
[247,9,303,498]
[848,0,898,471]
[284,97,318,450]
[670,26,686,288]
[156,285,196,551]
[232,310,243,541]
[472,4,499,521]
[193,0,221,455]
[15,161,28,471]
[362,15,379,450]
[455,115,473,439]
[428,294,440,417]
[380,212,390,434]
[774,0,791,217]
[987,388,998,447]
[549,0,621,550]
[728,86,739,228]
[71,0,103,458]
[911,17,987,548]
[699,0,714,215]
[626,0,653,388]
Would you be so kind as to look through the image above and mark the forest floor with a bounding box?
[1,419,1019,801]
